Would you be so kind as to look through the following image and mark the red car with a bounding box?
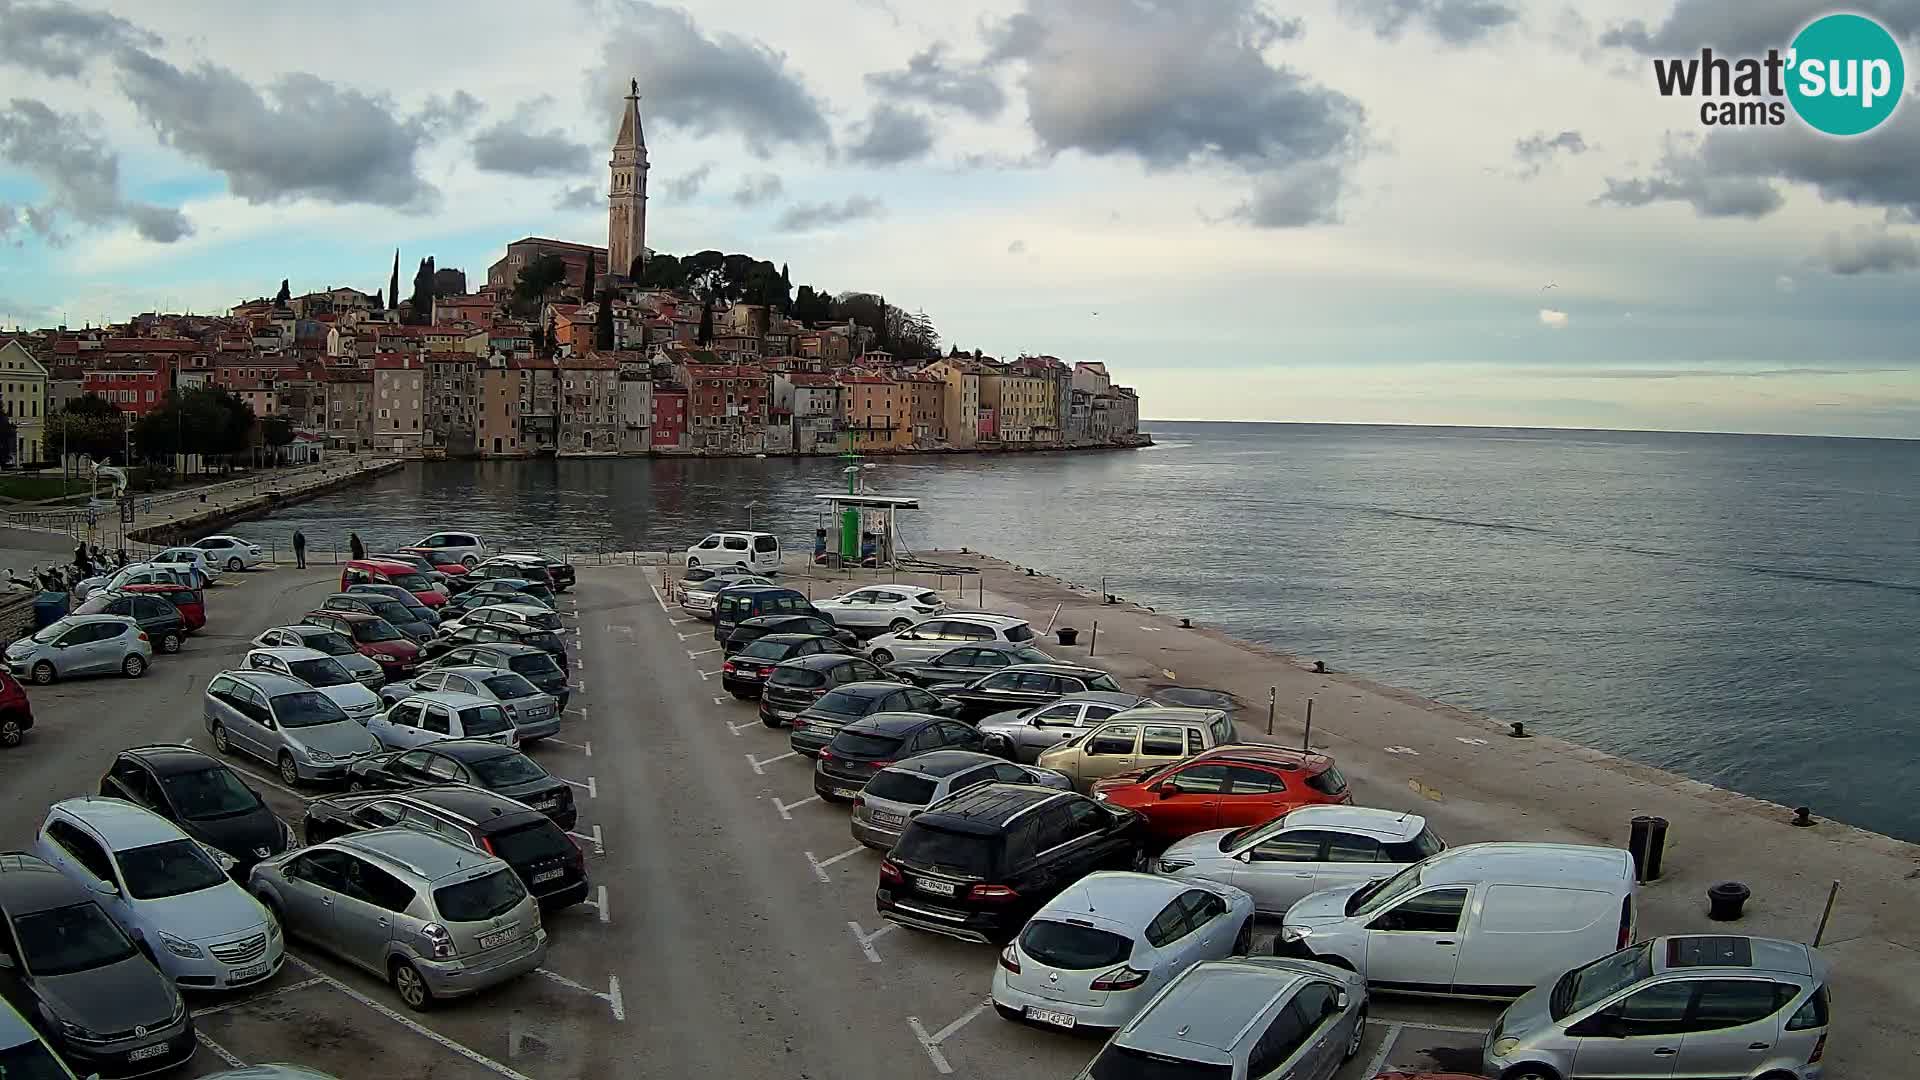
[118,583,206,633]
[342,558,448,608]
[0,670,32,748]
[1090,744,1353,843]
[398,547,472,579]
[299,609,421,678]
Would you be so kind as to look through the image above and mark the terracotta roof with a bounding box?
[100,338,198,353]
[686,365,764,380]
[372,355,420,370]
[424,351,476,365]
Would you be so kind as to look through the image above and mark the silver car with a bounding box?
[679,573,772,618]
[4,613,150,684]
[1157,806,1447,916]
[851,751,1070,850]
[1486,935,1832,1080]
[978,691,1158,763]
[204,670,384,786]
[863,613,1039,666]
[438,602,563,638]
[244,647,382,724]
[251,625,385,687]
[412,530,488,568]
[383,666,560,741]
[1074,957,1368,1080]
[248,826,546,1010]
[368,691,518,751]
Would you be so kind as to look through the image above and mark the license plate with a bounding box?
[832,787,859,799]
[914,878,957,896]
[872,811,905,827]
[771,707,797,718]
[128,1043,169,1063]
[229,961,270,983]
[535,798,559,809]
[478,927,516,949]
[532,868,564,884]
[1025,1006,1076,1029]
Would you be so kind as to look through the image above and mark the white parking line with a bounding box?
[686,646,721,658]
[907,999,991,1075]
[698,668,723,680]
[559,775,598,798]
[805,845,866,883]
[1363,1021,1403,1078]
[546,737,593,756]
[846,920,897,963]
[192,976,329,1016]
[566,824,605,855]
[574,658,586,671]
[195,1030,245,1068]
[565,706,589,718]
[712,696,728,706]
[533,968,625,1022]
[606,624,633,635]
[648,583,672,615]
[285,956,536,1080]
[678,631,705,641]
[747,750,797,775]
[773,794,821,820]
[727,718,761,737]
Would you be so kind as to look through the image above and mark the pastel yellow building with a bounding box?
[0,338,49,463]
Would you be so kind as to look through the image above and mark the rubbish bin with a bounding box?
[1707,881,1751,921]
[32,591,67,630]
[1056,627,1079,646]
[1628,815,1669,882]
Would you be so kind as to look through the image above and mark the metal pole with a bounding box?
[1812,881,1841,946]
[1043,602,1064,634]
[1303,698,1314,750]
[1088,620,1098,656]
[1266,687,1276,735]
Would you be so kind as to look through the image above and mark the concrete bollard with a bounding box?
[1508,721,1532,738]
[1791,806,1816,828]
[1707,881,1751,921]
[1179,617,1191,628]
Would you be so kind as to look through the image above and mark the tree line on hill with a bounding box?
[40,389,292,473]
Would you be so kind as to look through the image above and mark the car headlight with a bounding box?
[1279,925,1313,943]
[1092,790,1110,801]
[159,931,204,959]
[303,747,336,762]
[372,653,398,662]
[1491,1037,1520,1058]
[279,818,297,849]
[1158,858,1194,873]
[266,915,283,941]
[200,844,237,873]
[56,1018,102,1043]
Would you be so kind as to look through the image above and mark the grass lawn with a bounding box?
[0,473,84,501]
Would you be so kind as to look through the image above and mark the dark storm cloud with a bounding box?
[775,195,885,232]
[589,1,831,156]
[732,172,784,207]
[982,0,1363,227]
[472,105,594,178]
[864,43,1007,118]
[846,104,935,166]
[0,0,157,78]
[664,163,714,200]
[1513,130,1588,176]
[1599,0,1920,54]
[1340,0,1520,45]
[0,98,191,244]
[1820,227,1920,274]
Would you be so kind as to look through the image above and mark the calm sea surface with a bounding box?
[260,423,1920,840]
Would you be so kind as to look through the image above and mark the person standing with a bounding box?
[292,528,307,569]
[348,531,365,561]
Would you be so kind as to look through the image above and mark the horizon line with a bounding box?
[1139,418,1920,444]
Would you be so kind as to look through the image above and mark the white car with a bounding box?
[33,797,284,990]
[684,531,782,573]
[412,530,487,568]
[1157,806,1448,917]
[149,547,222,583]
[992,871,1255,1034]
[367,691,518,750]
[243,647,382,723]
[193,534,267,571]
[864,613,1040,666]
[436,602,565,637]
[812,586,947,633]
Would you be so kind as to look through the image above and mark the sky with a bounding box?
[2,0,1919,438]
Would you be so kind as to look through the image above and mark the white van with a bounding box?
[1274,842,1636,999]
[685,531,782,574]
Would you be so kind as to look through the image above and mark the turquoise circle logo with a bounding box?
[1787,13,1906,136]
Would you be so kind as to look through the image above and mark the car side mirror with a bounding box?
[1157,785,1177,799]
[88,878,118,897]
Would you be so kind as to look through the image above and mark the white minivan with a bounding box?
[685,531,782,574]
[1274,842,1636,999]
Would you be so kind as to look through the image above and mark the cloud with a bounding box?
[663,163,713,200]
[1007,239,1027,254]
[1539,308,1569,328]
[553,184,600,211]
[1340,0,1520,45]
[415,91,483,137]
[115,49,447,212]
[1599,0,1920,55]
[472,103,594,178]
[591,2,831,156]
[1775,274,1796,292]
[0,98,192,244]
[775,195,885,232]
[1819,225,1920,275]
[846,103,935,165]
[1593,137,1785,217]
[864,43,1006,118]
[0,0,157,78]
[1513,130,1588,177]
[732,172,784,207]
[983,0,1365,228]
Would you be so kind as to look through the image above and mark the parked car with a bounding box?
[684,530,781,573]
[4,614,150,684]
[812,586,946,633]
[815,713,987,802]
[495,550,574,591]
[1158,806,1447,917]
[341,560,447,609]
[1091,745,1354,844]
[301,787,589,908]
[437,602,562,638]
[410,530,488,568]
[941,663,1127,722]
[342,741,576,830]
[369,692,518,750]
[192,534,267,571]
[723,614,860,655]
[472,560,554,593]
[883,641,1059,689]
[345,583,440,629]
[977,692,1158,763]
[243,647,382,723]
[679,573,772,619]
[789,681,955,757]
[1276,843,1638,998]
[0,996,77,1080]
[248,827,544,1010]
[1037,708,1239,791]
[382,666,559,742]
[422,622,567,667]
[73,590,187,655]
[149,547,223,584]
[712,586,820,644]
[97,745,297,876]
[87,563,195,597]
[203,669,384,786]
[0,671,32,749]
[877,784,1150,944]
[382,551,471,592]
[117,583,206,635]
[1071,957,1368,1079]
[993,872,1256,1034]
[1484,935,1832,1080]
[251,625,384,687]
[759,653,891,727]
[0,854,195,1077]
[721,634,851,699]
[851,751,1069,851]
[445,578,555,613]
[864,614,1039,666]
[319,592,434,644]
[299,610,421,679]
[422,643,569,709]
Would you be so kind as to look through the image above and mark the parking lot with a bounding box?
[0,560,1498,1078]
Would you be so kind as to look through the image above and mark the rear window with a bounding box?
[305,631,357,657]
[390,572,431,590]
[1019,919,1133,970]
[522,632,564,651]
[753,535,778,552]
[1086,674,1122,692]
[1385,828,1446,862]
[168,590,198,605]
[863,770,938,805]
[814,689,879,715]
[1088,1045,1230,1080]
[1002,623,1034,643]
[1786,984,1829,1030]
[717,596,748,616]
[487,820,572,865]
[1307,765,1348,796]
[482,673,539,699]
[830,731,905,758]
[892,823,998,877]
[469,753,548,786]
[769,666,827,689]
[460,706,512,736]
[432,868,527,922]
[506,653,562,678]
[742,639,791,661]
[521,611,562,631]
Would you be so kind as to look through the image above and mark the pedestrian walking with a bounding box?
[292,528,307,569]
[348,531,366,561]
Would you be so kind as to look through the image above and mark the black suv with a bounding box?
[759,654,890,727]
[97,745,294,875]
[301,786,589,908]
[342,740,577,830]
[940,663,1126,721]
[724,614,860,655]
[877,784,1148,944]
[814,713,987,802]
[789,680,956,757]
[712,586,821,644]
[426,642,570,707]
[73,590,188,654]
[721,634,850,699]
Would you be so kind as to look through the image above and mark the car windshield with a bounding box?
[0,1036,71,1080]
[814,690,881,716]
[1020,919,1134,969]
[829,731,905,758]
[288,657,354,687]
[117,838,229,900]
[367,600,415,624]
[350,618,405,643]
[742,639,794,661]
[1348,861,1424,916]
[1220,815,1290,851]
[459,706,512,736]
[862,770,937,805]
[389,572,431,590]
[470,753,548,787]
[303,631,357,657]
[432,868,527,923]
[891,824,997,876]
[482,673,539,699]
[1088,1045,1230,1080]
[1011,646,1054,664]
[272,690,352,729]
[160,767,263,820]
[28,622,69,643]
[508,654,564,680]
[1553,943,1654,1020]
[12,901,138,977]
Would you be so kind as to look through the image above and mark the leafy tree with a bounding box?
[629,255,645,281]
[135,389,256,469]
[697,295,714,346]
[0,411,15,466]
[389,249,401,312]
[408,257,437,323]
[640,253,685,290]
[49,399,124,463]
[274,279,290,306]
[792,285,832,324]
[543,307,557,356]
[65,394,119,418]
[512,254,569,314]
[374,288,384,310]
[261,416,294,460]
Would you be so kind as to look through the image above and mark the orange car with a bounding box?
[1090,743,1352,843]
